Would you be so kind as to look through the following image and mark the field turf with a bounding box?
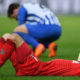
[0,16,80,80]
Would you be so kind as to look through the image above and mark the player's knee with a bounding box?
[14,25,28,34]
[14,26,21,32]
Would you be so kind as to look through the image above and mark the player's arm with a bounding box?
[0,34,15,67]
[0,33,23,67]
[18,6,27,25]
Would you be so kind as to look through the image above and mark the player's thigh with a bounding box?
[14,24,28,34]
[26,24,61,39]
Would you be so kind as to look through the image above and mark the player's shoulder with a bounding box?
[18,3,33,13]
[23,3,39,9]
[22,3,40,12]
[18,5,26,14]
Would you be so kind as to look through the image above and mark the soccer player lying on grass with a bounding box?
[0,33,80,76]
[7,3,62,58]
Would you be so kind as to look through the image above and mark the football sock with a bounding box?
[15,32,39,48]
[0,39,15,67]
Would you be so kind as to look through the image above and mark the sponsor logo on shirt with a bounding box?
[30,53,38,62]
[72,60,79,64]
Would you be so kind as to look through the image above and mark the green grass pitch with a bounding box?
[0,16,80,80]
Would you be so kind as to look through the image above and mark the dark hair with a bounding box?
[7,3,20,18]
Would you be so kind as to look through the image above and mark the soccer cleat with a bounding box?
[48,42,57,58]
[35,44,45,57]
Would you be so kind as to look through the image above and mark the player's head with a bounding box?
[7,3,20,20]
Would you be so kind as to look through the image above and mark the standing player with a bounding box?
[7,3,62,57]
[0,33,80,76]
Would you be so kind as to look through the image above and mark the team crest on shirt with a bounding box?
[0,49,4,55]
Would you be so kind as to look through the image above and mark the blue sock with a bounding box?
[14,32,39,48]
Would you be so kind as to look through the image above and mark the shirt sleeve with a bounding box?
[18,6,27,25]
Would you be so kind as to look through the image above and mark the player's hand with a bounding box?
[2,33,11,41]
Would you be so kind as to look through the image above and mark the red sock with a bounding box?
[0,39,15,67]
[0,37,6,49]
[16,42,32,62]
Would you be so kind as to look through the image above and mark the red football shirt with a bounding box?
[10,42,80,76]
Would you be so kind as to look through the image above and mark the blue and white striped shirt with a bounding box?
[18,3,61,26]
